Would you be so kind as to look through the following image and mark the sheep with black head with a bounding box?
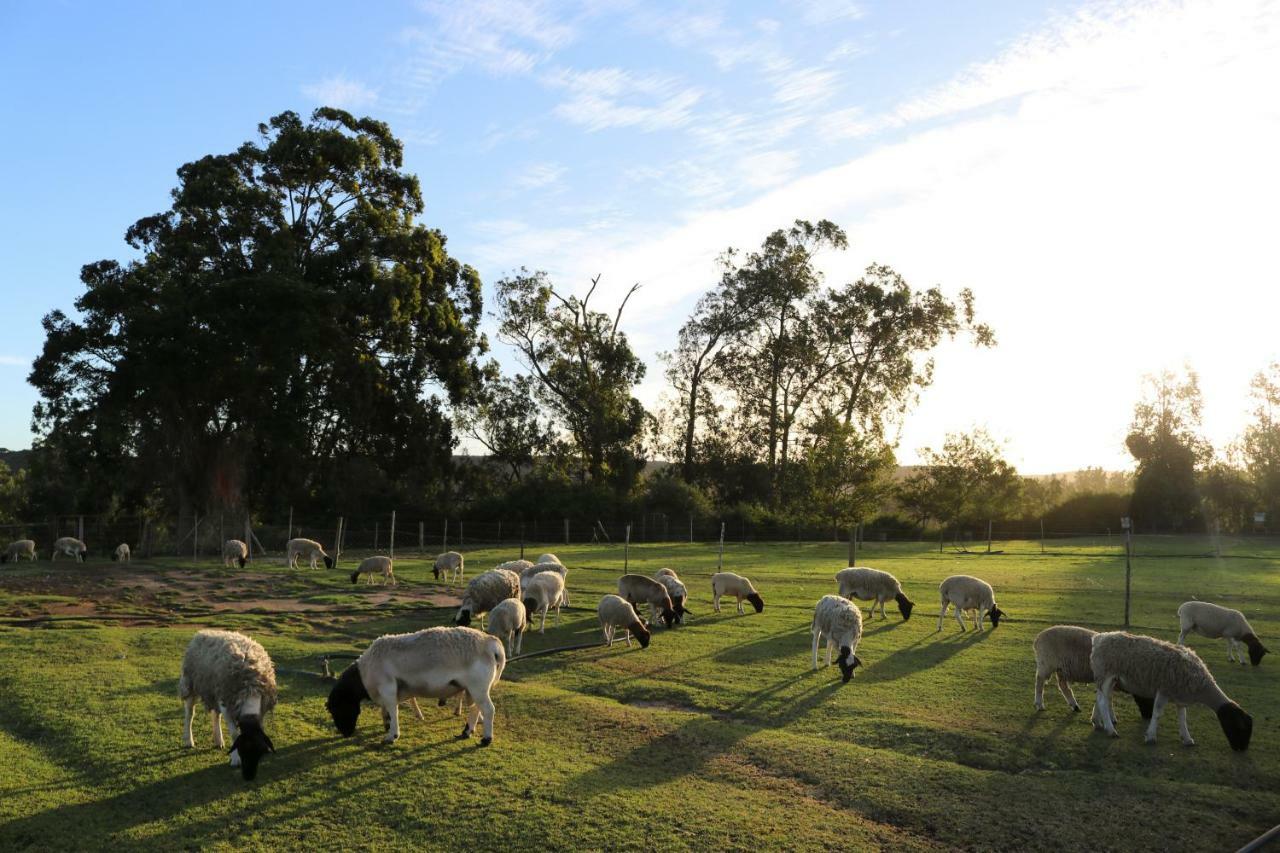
[179,629,278,781]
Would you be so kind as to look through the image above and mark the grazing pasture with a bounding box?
[0,540,1276,851]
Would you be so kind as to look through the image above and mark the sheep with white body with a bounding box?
[433,551,464,584]
[654,568,690,623]
[178,629,278,780]
[522,571,565,633]
[455,568,521,629]
[52,536,87,562]
[223,539,248,569]
[1177,601,1269,666]
[326,626,506,745]
[597,594,651,648]
[1090,631,1253,751]
[936,575,1005,632]
[1,539,37,563]
[351,555,396,586]
[811,595,864,682]
[497,559,534,574]
[1033,625,1154,720]
[486,598,528,656]
[711,572,764,615]
[536,553,560,565]
[618,574,677,628]
[113,543,131,563]
[521,560,570,607]
[835,566,915,621]
[285,537,333,570]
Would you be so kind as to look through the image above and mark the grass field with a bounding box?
[0,539,1276,851]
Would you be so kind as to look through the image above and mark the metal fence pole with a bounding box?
[287,506,293,542]
[418,521,424,555]
[443,519,448,552]
[335,517,343,561]
[390,510,396,559]
[245,517,252,561]
[848,524,856,567]
[1124,527,1133,629]
[718,522,725,571]
[624,524,630,574]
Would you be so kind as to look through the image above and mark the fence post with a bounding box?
[335,517,344,561]
[1040,519,1045,554]
[287,506,293,542]
[442,519,448,552]
[143,518,151,558]
[193,515,199,562]
[520,523,525,560]
[459,520,464,548]
[389,510,396,559]
[986,519,993,555]
[939,526,944,554]
[1124,526,1133,628]
[718,522,725,571]
[497,520,502,543]
[563,518,569,546]
[624,523,630,573]
[848,525,856,566]
[78,515,84,542]
[418,521,424,555]
[245,517,252,561]
[689,515,693,544]
[374,521,380,552]
[219,514,224,553]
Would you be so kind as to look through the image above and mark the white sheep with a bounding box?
[455,568,521,629]
[112,543,131,563]
[325,626,506,745]
[522,571,565,633]
[285,537,333,570]
[597,594,651,648]
[433,551,464,584]
[536,553,560,565]
[618,574,677,628]
[496,559,534,574]
[179,629,278,780]
[1,539,37,563]
[223,539,249,569]
[936,575,1005,632]
[51,536,87,562]
[811,595,864,682]
[654,568,690,623]
[710,572,764,615]
[520,560,570,607]
[487,598,528,656]
[1033,625,1154,720]
[1177,601,1269,666]
[1090,631,1253,750]
[351,555,396,586]
[835,566,915,621]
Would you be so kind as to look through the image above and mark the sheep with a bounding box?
[835,566,915,621]
[1,539,37,563]
[522,571,565,633]
[223,539,248,569]
[1090,631,1253,751]
[536,553,560,565]
[112,543,131,563]
[496,559,534,574]
[520,560,570,607]
[618,574,677,628]
[51,536,87,562]
[178,629,278,780]
[711,572,764,615]
[455,568,521,629]
[597,594,651,648]
[936,575,1005,632]
[351,555,396,586]
[653,568,690,623]
[433,551,464,584]
[285,537,333,570]
[486,598,528,657]
[1033,625,1154,720]
[811,595,864,683]
[325,626,506,746]
[1177,601,1269,667]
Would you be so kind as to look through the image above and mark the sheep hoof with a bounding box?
[479,737,492,747]
[182,740,195,749]
[1070,705,1081,713]
[382,733,398,744]
[456,725,472,740]
[1143,735,1156,744]
[1182,738,1196,746]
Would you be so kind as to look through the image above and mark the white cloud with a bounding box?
[548,67,704,131]
[0,356,28,367]
[738,151,800,190]
[788,0,865,26]
[515,162,566,190]
[301,75,379,109]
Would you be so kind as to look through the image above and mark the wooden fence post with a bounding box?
[390,510,396,558]
[718,522,725,571]
[335,517,344,561]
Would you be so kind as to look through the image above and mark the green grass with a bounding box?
[0,540,1277,851]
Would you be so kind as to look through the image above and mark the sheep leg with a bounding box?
[954,605,967,632]
[603,625,612,646]
[182,697,196,748]
[211,710,224,749]
[1177,705,1195,746]
[540,606,548,633]
[1228,638,1242,664]
[812,628,821,670]
[625,629,633,647]
[1034,671,1048,710]
[937,600,948,632]
[1176,627,1190,645]
[879,599,888,620]
[1054,673,1080,711]
[408,698,425,721]
[713,591,721,613]
[1097,676,1120,736]
[1144,692,1168,744]
[474,692,495,745]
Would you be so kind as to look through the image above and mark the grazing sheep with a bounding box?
[351,555,396,586]
[455,569,521,629]
[223,539,249,569]
[597,594,651,649]
[51,537,87,562]
[936,575,1005,632]
[112,543,131,563]
[522,571,565,633]
[1177,601,1269,666]
[1,539,37,564]
[1033,625,1154,720]
[520,560,570,607]
[486,598,528,657]
[835,566,915,621]
[1090,631,1253,751]
[496,559,535,574]
[811,595,864,683]
[285,537,333,570]
[711,572,764,615]
[618,574,677,628]
[433,551,464,584]
[179,629,278,780]
[654,568,690,623]
[326,626,506,746]
[536,553,560,565]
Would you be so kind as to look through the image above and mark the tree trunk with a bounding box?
[682,365,703,481]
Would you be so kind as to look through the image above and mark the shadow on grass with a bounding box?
[857,630,990,684]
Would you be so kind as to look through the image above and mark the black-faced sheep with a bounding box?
[598,594,651,648]
[654,568,690,623]
[179,629,278,780]
[522,571,565,633]
[51,536,87,562]
[112,543,131,563]
[1033,625,1154,719]
[711,572,764,615]
[455,569,521,629]
[223,539,248,569]
[936,575,1005,632]
[351,555,396,586]
[618,574,676,628]
[1177,601,1268,666]
[835,566,914,621]
[2,539,37,563]
[812,595,863,683]
[285,537,333,570]
[434,551,464,584]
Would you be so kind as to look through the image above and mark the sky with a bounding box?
[1,0,1278,472]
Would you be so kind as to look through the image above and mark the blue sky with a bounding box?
[2,0,1278,471]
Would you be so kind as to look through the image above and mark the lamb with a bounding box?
[433,551,464,584]
[223,539,248,569]
[522,571,565,633]
[486,598,528,657]
[711,572,764,615]
[454,568,521,629]
[936,575,1005,632]
[112,543,131,563]
[285,537,333,570]
[51,536,87,562]
[520,560,570,607]
[1177,601,1268,666]
[178,629,278,780]
[835,566,915,621]
[326,626,506,746]
[597,594,651,648]
[1090,631,1253,751]
[1033,625,1154,720]
[654,568,690,623]
[351,555,396,586]
[618,574,677,628]
[811,595,864,683]
[1,539,37,563]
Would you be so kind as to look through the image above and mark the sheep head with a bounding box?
[1245,635,1268,666]
[326,664,369,738]
[895,593,915,621]
[747,593,765,613]
[988,605,1006,627]
[837,646,862,683]
[630,620,652,649]
[230,716,275,781]
[1216,702,1253,751]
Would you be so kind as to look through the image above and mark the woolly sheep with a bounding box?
[936,575,1005,632]
[179,629,278,780]
[223,539,248,569]
[1090,631,1253,751]
[835,566,915,621]
[285,537,333,570]
[1177,601,1269,666]
[522,571,565,633]
[597,594,651,649]
[811,595,864,683]
[433,551,464,584]
[496,559,534,574]
[536,553,560,565]
[1033,625,1154,720]
[51,536,87,562]
[1,539,36,563]
[653,568,690,623]
[618,574,677,628]
[113,543,131,563]
[351,555,396,586]
[326,626,506,745]
[486,598,528,657]
[520,561,570,607]
[711,572,764,615]
[455,568,521,629]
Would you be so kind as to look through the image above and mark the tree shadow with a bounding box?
[857,630,990,684]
